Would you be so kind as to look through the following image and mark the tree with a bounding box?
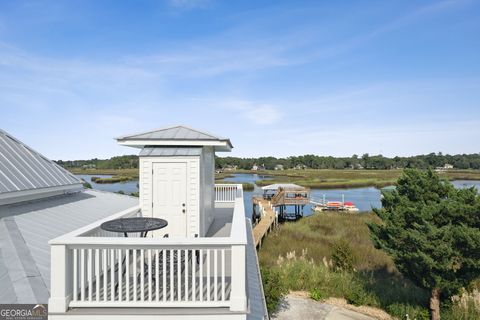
[368,169,480,320]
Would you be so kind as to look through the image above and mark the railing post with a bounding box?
[49,244,73,313]
[230,244,247,311]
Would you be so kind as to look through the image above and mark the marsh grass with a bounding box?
[247,168,480,189]
[258,212,479,319]
[258,212,392,271]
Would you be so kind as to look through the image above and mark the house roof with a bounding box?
[0,129,82,205]
[0,189,139,304]
[116,125,233,152]
[261,183,307,191]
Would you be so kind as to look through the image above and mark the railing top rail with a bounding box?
[50,184,247,246]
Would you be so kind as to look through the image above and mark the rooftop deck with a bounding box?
[48,184,267,320]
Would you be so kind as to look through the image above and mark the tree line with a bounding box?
[57,152,480,170]
[216,153,480,170]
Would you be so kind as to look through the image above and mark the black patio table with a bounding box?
[100,217,168,238]
[100,217,168,292]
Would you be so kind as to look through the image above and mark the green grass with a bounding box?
[258,212,478,319]
[241,169,480,189]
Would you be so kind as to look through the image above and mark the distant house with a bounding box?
[251,164,259,171]
[293,164,307,170]
[223,164,238,171]
[435,163,454,172]
[274,164,284,171]
[81,164,96,169]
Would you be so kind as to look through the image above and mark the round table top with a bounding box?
[100,217,168,234]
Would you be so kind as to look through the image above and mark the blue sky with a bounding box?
[1,0,479,160]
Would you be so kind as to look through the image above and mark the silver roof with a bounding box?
[0,129,82,197]
[261,183,307,191]
[116,125,233,150]
[0,189,138,303]
[140,147,203,157]
[117,125,226,141]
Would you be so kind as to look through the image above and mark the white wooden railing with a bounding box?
[214,184,240,202]
[49,184,247,314]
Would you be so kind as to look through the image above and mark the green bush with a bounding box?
[442,300,480,320]
[331,239,356,272]
[260,267,286,313]
[310,288,326,301]
[385,303,429,320]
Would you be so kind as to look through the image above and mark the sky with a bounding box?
[0,0,479,160]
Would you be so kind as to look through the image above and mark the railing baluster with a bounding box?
[102,249,107,302]
[192,249,196,302]
[95,249,100,301]
[148,249,152,301]
[221,248,225,301]
[118,249,122,302]
[207,249,211,301]
[126,249,130,301]
[80,249,85,302]
[73,249,78,301]
[177,249,181,301]
[88,249,92,301]
[110,249,115,301]
[133,250,137,301]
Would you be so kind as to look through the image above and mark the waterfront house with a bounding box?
[0,126,267,319]
[274,165,284,171]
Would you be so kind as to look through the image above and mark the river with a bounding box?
[77,174,480,218]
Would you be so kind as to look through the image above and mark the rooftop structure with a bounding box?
[41,125,267,319]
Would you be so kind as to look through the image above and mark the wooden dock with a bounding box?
[252,197,277,248]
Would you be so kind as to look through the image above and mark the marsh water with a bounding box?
[77,174,480,218]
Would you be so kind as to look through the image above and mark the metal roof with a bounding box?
[0,189,138,303]
[261,183,307,191]
[0,129,82,200]
[140,147,203,157]
[116,125,233,151]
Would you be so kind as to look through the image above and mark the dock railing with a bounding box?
[49,184,247,314]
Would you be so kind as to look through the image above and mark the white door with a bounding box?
[152,162,187,238]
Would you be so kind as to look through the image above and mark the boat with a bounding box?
[311,195,359,213]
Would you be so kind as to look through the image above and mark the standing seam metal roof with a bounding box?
[117,125,230,142]
[0,189,139,303]
[0,129,81,195]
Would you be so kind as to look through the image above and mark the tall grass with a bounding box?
[258,212,478,319]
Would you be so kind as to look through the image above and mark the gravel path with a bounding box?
[271,294,378,320]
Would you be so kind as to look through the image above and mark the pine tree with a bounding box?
[368,169,480,320]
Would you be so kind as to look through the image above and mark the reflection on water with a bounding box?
[76,174,139,194]
[77,173,480,217]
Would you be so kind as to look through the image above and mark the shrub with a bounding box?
[260,267,286,313]
[331,239,356,272]
[385,303,429,320]
[310,288,326,301]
